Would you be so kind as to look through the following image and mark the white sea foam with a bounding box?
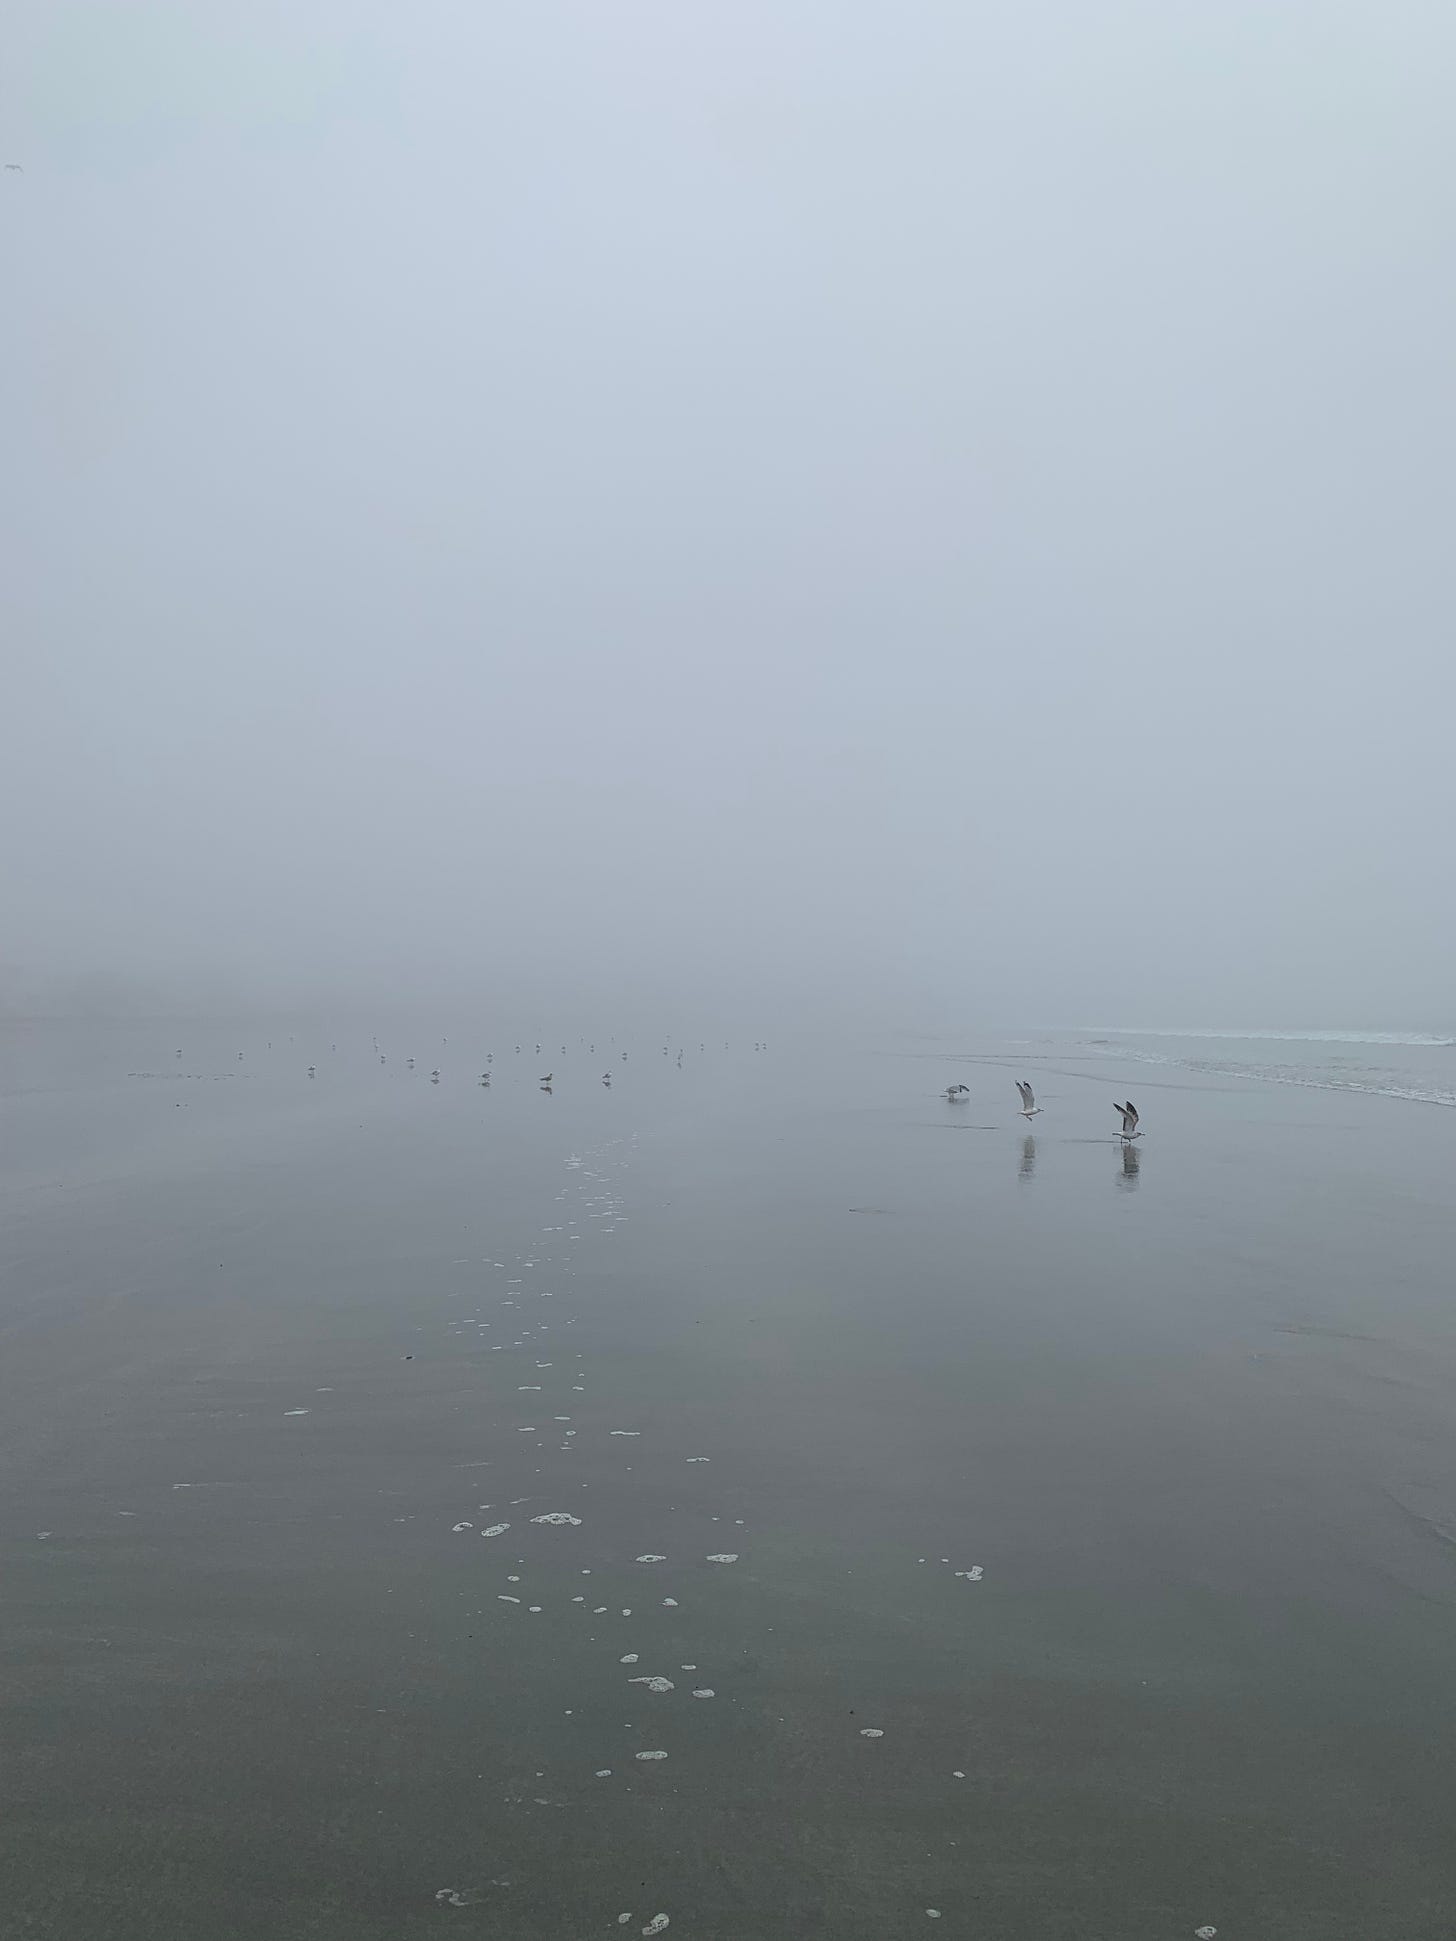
[1088,1025,1454,1046]
[1084,1033,1456,1107]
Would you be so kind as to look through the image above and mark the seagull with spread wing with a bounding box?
[1016,1081,1041,1119]
[1115,1100,1141,1140]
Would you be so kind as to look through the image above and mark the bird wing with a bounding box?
[1023,1083,1036,1108]
[1016,1082,1030,1106]
[1126,1101,1138,1129]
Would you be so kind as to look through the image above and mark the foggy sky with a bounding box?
[4,1,1454,1027]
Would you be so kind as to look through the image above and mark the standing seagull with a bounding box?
[1016,1081,1041,1119]
[1115,1100,1141,1140]
[539,1072,553,1086]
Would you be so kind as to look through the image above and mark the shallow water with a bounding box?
[3,1020,1455,1938]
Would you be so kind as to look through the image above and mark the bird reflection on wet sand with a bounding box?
[1019,1134,1037,1182]
[1118,1141,1141,1190]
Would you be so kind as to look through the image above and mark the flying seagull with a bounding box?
[1016,1081,1041,1119]
[1115,1100,1141,1140]
[943,1083,970,1101]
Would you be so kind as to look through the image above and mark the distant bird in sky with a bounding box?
[1115,1100,1141,1140]
[943,1083,970,1101]
[1016,1081,1041,1119]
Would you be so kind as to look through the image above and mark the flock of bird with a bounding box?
[945,1080,1143,1141]
[202,1039,1143,1138]
[298,1036,745,1098]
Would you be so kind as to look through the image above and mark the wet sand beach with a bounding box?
[3,1023,1455,1938]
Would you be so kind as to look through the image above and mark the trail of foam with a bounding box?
[1088,1041,1456,1108]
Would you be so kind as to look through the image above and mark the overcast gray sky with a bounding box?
[3,0,1453,1026]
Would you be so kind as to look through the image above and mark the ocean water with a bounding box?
[2,1020,1455,1939]
[1077,1025,1456,1109]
